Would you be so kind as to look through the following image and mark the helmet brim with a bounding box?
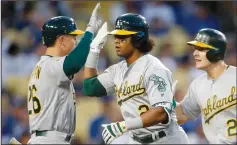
[69,29,85,35]
[187,41,215,49]
[109,29,137,35]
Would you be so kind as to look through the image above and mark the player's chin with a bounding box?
[195,63,207,70]
[116,51,124,57]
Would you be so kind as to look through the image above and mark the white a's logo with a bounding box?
[195,33,210,44]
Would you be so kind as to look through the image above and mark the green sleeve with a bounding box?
[172,98,176,108]
[82,76,107,97]
[63,31,93,76]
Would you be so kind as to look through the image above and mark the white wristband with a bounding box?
[85,51,99,68]
[86,26,95,34]
[125,117,143,130]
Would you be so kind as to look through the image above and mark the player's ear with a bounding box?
[59,35,64,42]
[59,36,65,47]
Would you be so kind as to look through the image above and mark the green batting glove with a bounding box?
[102,121,127,144]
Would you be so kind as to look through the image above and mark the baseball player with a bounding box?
[175,28,237,144]
[24,3,104,144]
[82,13,189,144]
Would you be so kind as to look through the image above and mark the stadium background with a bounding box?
[1,1,236,144]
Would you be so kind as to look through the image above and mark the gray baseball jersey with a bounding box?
[28,55,76,135]
[181,65,236,144]
[97,54,178,135]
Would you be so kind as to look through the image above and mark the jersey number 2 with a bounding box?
[226,118,237,137]
[28,85,42,115]
[138,105,149,115]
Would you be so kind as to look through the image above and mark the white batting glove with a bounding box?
[102,121,127,144]
[90,22,108,53]
[9,137,22,144]
[86,3,102,34]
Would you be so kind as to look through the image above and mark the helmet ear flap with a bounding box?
[206,48,222,62]
[131,31,145,48]
[42,30,57,47]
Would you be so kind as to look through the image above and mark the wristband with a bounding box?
[125,117,143,130]
[85,51,99,68]
[85,26,95,34]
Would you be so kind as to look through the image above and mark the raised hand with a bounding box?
[86,3,102,34]
[90,22,108,53]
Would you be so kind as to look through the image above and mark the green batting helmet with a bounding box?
[187,28,227,62]
[109,13,149,48]
[42,16,84,46]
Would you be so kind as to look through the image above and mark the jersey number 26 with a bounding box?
[28,84,42,115]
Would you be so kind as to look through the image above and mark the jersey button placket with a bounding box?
[211,80,216,96]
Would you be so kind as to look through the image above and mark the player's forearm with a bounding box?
[84,62,97,79]
[141,107,168,127]
[176,103,190,125]
[84,51,100,79]
[83,50,106,96]
[124,107,168,131]
[63,31,94,76]
[84,66,98,79]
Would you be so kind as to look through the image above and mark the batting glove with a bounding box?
[102,121,127,144]
[9,137,22,144]
[86,3,102,34]
[90,22,108,53]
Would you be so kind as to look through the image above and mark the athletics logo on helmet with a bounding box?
[109,13,148,36]
[109,13,149,48]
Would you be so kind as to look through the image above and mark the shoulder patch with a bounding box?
[149,74,167,92]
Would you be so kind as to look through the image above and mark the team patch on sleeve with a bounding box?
[149,74,167,92]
